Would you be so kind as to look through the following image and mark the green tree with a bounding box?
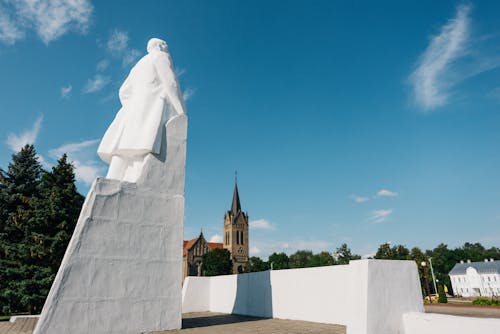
[246,256,270,272]
[289,250,314,268]
[374,243,409,260]
[0,145,44,314]
[309,251,336,267]
[201,248,232,276]
[37,154,84,275]
[408,247,427,294]
[268,252,290,270]
[336,243,361,265]
[0,148,84,315]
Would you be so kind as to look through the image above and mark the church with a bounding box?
[182,181,249,281]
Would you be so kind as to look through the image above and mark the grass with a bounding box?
[0,315,10,321]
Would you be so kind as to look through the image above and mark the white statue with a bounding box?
[97,38,186,182]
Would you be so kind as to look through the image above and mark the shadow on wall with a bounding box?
[232,270,273,318]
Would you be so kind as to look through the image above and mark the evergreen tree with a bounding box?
[0,145,43,314]
[37,154,84,275]
[0,148,83,315]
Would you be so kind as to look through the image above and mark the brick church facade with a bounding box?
[182,182,249,281]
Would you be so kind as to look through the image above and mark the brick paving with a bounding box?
[0,312,346,334]
[159,312,346,334]
[0,317,37,334]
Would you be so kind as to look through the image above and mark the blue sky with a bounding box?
[0,1,499,258]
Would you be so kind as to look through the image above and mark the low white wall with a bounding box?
[182,259,423,334]
[402,312,500,334]
[181,276,210,313]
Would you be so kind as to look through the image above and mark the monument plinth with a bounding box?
[34,38,187,334]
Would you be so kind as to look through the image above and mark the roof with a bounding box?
[183,237,198,256]
[449,261,500,275]
[207,242,223,250]
[183,233,224,256]
[231,182,241,215]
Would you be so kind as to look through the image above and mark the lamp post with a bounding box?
[421,261,431,303]
[429,257,438,295]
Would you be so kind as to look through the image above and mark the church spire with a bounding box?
[231,178,241,215]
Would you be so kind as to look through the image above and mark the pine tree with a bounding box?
[0,145,43,314]
[0,148,84,315]
[37,154,84,275]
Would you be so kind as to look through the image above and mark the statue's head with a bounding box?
[147,38,168,53]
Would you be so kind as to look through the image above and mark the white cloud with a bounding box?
[0,0,93,45]
[249,219,276,230]
[122,49,141,67]
[376,189,399,197]
[60,84,72,98]
[350,195,370,203]
[182,88,195,102]
[0,9,24,44]
[83,74,110,94]
[49,139,100,156]
[368,209,393,224]
[410,5,470,110]
[175,67,186,77]
[49,139,105,185]
[209,234,222,243]
[250,246,261,256]
[6,115,43,151]
[107,29,128,53]
[105,29,141,67]
[250,239,334,260]
[96,59,109,72]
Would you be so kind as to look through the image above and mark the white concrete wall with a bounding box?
[182,259,423,334]
[402,312,500,334]
[181,276,210,313]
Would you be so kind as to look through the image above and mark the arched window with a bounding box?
[241,231,244,245]
[236,231,239,244]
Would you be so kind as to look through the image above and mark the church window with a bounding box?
[236,231,240,244]
[241,231,244,245]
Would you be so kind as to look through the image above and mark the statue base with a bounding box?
[34,115,187,334]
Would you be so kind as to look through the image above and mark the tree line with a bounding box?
[374,242,500,295]
[202,242,500,297]
[0,145,84,315]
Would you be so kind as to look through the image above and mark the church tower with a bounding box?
[223,180,249,273]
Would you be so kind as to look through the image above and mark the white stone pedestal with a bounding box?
[34,115,187,334]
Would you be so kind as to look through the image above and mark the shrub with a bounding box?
[472,297,500,306]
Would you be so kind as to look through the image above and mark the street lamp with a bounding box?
[421,261,431,303]
[429,257,438,295]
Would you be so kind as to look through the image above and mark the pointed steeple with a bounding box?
[231,181,241,215]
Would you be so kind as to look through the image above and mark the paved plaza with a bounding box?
[0,312,346,334]
[2,308,499,334]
